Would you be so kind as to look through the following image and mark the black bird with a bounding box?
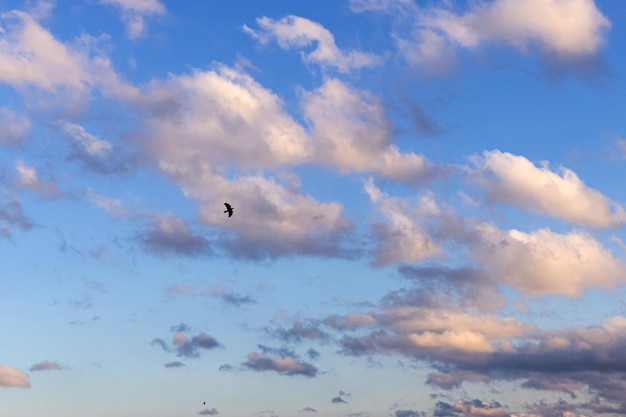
[224,203,234,217]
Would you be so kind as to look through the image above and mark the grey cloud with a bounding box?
[521,376,582,399]
[0,196,34,237]
[257,344,297,358]
[396,264,504,312]
[0,108,29,146]
[152,330,220,359]
[396,410,426,417]
[306,348,320,360]
[322,312,376,331]
[29,361,63,372]
[67,296,93,309]
[301,407,317,412]
[243,349,318,377]
[150,338,169,352]
[269,321,329,343]
[434,400,509,417]
[174,332,220,358]
[198,408,219,415]
[218,292,256,306]
[331,396,347,404]
[170,323,192,333]
[137,214,212,258]
[60,122,141,175]
[164,361,185,368]
[217,228,360,261]
[404,98,443,137]
[218,363,234,371]
[427,371,491,390]
[211,285,256,307]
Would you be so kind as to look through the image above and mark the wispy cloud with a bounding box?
[98,0,166,39]
[0,108,30,146]
[211,284,257,307]
[244,15,380,73]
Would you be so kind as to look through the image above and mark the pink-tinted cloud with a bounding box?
[0,365,30,387]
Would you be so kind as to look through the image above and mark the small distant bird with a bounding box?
[224,203,234,217]
[203,402,206,405]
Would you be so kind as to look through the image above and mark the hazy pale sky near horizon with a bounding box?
[2,0,626,416]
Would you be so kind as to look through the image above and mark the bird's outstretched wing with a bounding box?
[224,202,234,217]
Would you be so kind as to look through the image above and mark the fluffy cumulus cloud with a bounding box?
[354,0,610,73]
[364,178,458,265]
[0,365,30,387]
[99,0,166,39]
[471,150,626,228]
[469,222,626,296]
[326,280,626,409]
[302,78,444,185]
[132,65,355,258]
[0,8,137,103]
[137,64,312,172]
[244,15,380,73]
[123,60,458,259]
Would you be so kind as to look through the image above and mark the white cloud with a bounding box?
[470,222,626,296]
[364,178,443,265]
[0,365,30,387]
[0,108,30,146]
[471,150,626,228]
[383,0,610,70]
[131,66,357,257]
[409,330,495,353]
[128,65,450,257]
[62,123,113,157]
[244,15,380,73]
[386,306,531,344]
[0,9,138,104]
[99,0,166,39]
[302,78,442,184]
[138,65,312,172]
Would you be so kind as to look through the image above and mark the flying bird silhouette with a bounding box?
[224,203,234,217]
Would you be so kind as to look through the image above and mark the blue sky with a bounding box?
[2,0,626,416]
